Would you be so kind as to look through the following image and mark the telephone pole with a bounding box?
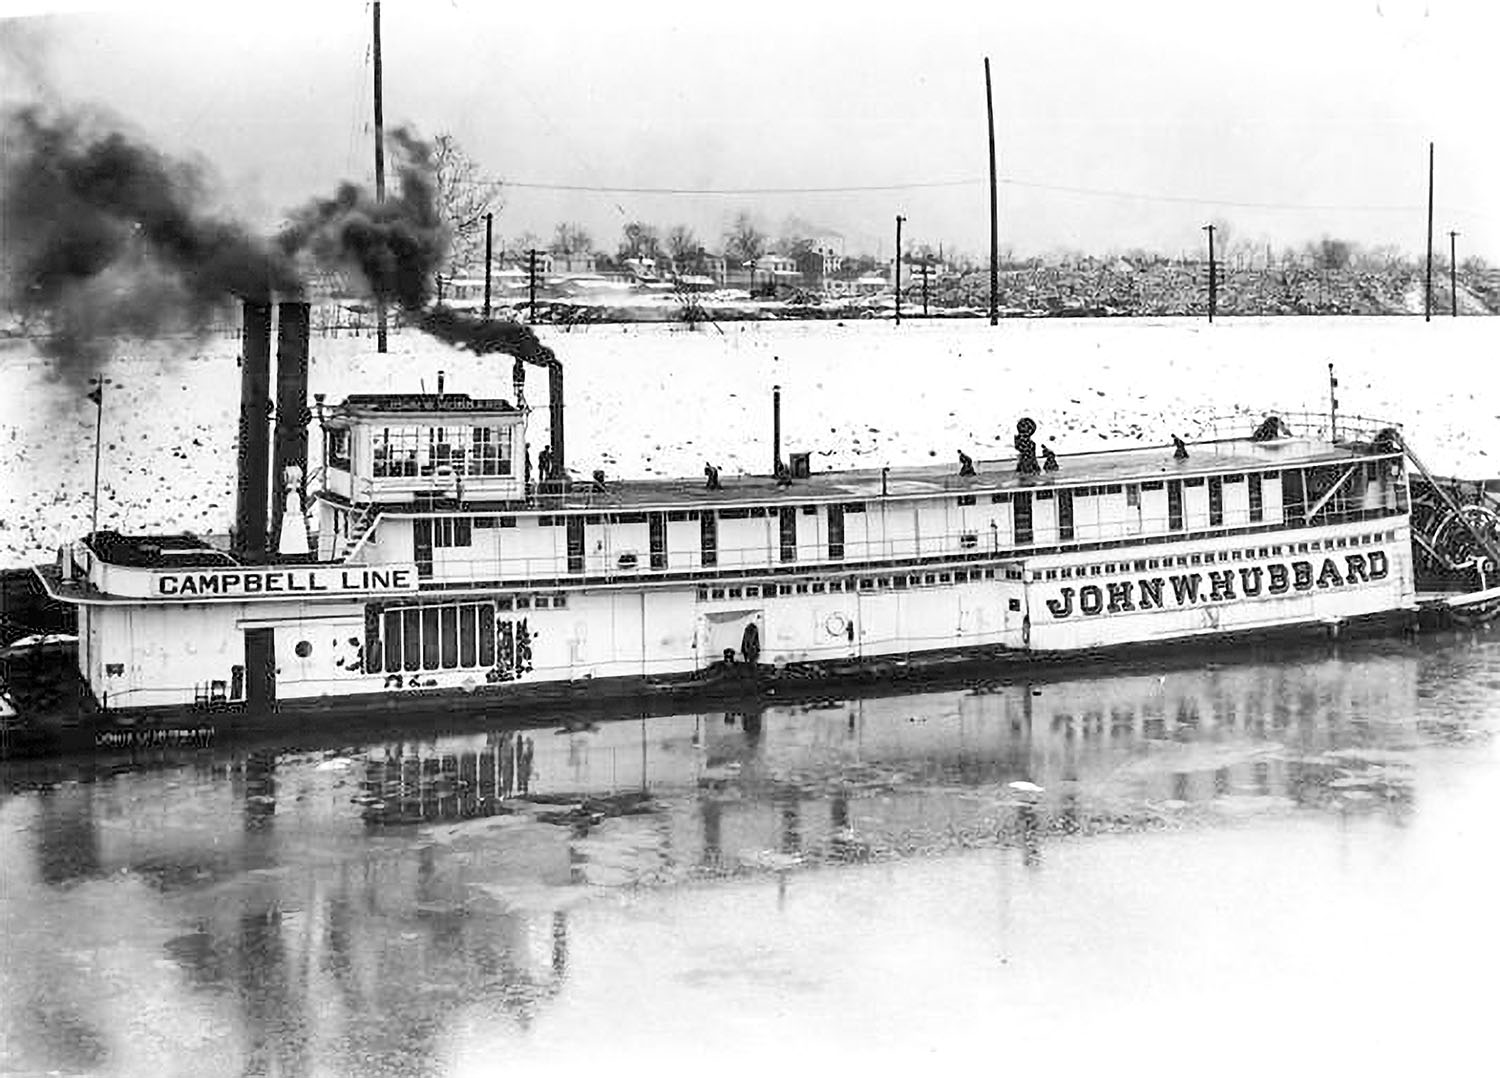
[1425,141,1434,323]
[483,212,494,319]
[894,214,905,326]
[1449,230,1459,317]
[1202,223,1217,323]
[984,57,999,326]
[527,249,539,322]
[920,261,929,317]
[373,1,388,353]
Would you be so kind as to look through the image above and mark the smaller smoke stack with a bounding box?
[437,370,446,396]
[271,301,312,554]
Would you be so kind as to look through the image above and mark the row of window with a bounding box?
[694,565,1022,602]
[369,601,497,673]
[365,425,515,479]
[364,597,553,674]
[1035,530,1397,581]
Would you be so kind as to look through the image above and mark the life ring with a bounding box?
[824,613,848,637]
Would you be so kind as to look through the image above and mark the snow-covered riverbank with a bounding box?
[2,315,1494,569]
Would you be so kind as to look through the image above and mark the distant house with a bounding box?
[755,253,799,280]
[503,251,554,275]
[622,257,662,282]
[551,251,598,275]
[698,253,728,283]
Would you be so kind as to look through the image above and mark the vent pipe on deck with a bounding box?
[271,301,312,552]
[548,361,565,481]
[235,300,273,561]
[772,384,782,474]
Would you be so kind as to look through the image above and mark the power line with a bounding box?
[501,173,1490,219]
[504,179,980,195]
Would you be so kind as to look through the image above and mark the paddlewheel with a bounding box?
[1409,476,1500,622]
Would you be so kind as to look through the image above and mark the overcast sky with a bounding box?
[2,0,1497,261]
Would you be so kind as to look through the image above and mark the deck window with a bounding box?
[1167,480,1184,531]
[434,516,472,548]
[1013,492,1033,545]
[779,506,798,563]
[700,512,718,567]
[827,504,845,560]
[1208,476,1223,526]
[1248,474,1264,522]
[649,512,667,570]
[1058,489,1075,541]
[326,427,351,471]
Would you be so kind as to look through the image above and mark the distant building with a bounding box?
[550,252,598,275]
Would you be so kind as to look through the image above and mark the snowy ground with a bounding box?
[1,315,1496,569]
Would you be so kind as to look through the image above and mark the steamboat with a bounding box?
[24,298,1494,729]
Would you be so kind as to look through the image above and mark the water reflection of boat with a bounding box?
[1,638,1440,1074]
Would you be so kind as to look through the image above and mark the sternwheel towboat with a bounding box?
[28,300,1450,724]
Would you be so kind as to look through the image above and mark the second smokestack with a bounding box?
[271,301,312,550]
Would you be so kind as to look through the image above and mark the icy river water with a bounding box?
[3,627,1499,1076]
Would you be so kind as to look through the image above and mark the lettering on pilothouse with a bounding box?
[1044,551,1389,619]
[155,566,419,599]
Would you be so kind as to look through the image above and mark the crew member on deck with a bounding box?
[513,358,526,406]
[705,462,722,490]
[958,450,976,477]
[1173,435,1189,460]
[1042,445,1059,471]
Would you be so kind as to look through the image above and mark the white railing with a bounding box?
[1196,410,1401,446]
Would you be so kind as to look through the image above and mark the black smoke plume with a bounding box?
[0,104,301,376]
[278,126,448,312]
[417,304,555,366]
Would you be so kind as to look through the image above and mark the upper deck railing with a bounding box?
[1194,410,1402,448]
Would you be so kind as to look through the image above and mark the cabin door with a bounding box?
[413,519,434,578]
[244,627,277,712]
[566,517,586,573]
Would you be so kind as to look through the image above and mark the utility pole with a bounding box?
[483,212,493,319]
[373,1,388,353]
[984,57,999,326]
[894,214,905,326]
[1328,362,1339,442]
[920,261,929,317]
[1202,223,1217,322]
[89,379,103,538]
[527,249,539,322]
[1425,141,1434,323]
[1449,230,1459,317]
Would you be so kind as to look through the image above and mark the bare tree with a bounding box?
[665,224,700,268]
[618,221,662,263]
[432,133,504,276]
[551,222,593,256]
[723,211,767,266]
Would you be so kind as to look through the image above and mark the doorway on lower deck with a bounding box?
[244,627,276,712]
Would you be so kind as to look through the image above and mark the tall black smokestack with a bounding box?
[235,300,273,561]
[271,301,311,550]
